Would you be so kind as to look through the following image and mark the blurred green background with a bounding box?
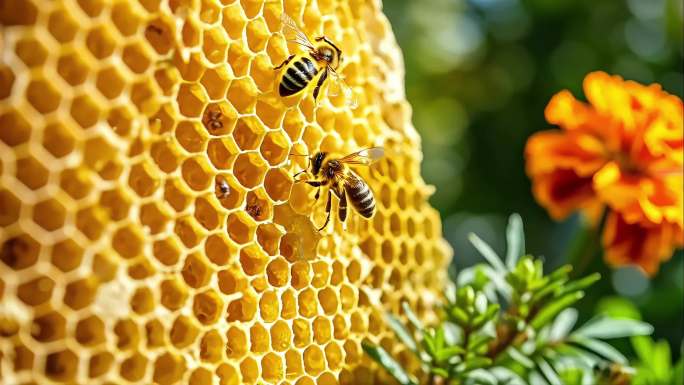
[383,0,683,360]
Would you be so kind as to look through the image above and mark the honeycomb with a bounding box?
[0,1,451,384]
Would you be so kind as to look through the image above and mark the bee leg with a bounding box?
[305,180,326,188]
[338,189,348,223]
[314,188,321,201]
[317,189,332,231]
[312,67,329,102]
[274,54,295,70]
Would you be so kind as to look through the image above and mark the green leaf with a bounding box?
[449,306,470,327]
[652,339,672,380]
[574,316,653,339]
[467,333,493,351]
[362,342,418,385]
[472,304,500,329]
[462,356,492,371]
[569,336,627,364]
[549,308,578,341]
[386,314,418,353]
[631,336,654,367]
[402,302,424,330]
[508,346,535,368]
[434,345,465,362]
[530,291,584,330]
[556,273,600,296]
[505,213,525,269]
[536,357,562,385]
[468,233,507,273]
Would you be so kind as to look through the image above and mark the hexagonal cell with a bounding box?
[175,216,205,248]
[122,41,152,73]
[292,318,311,348]
[202,102,237,135]
[99,188,131,222]
[189,366,213,385]
[86,25,117,60]
[199,330,224,363]
[129,260,157,282]
[177,83,208,118]
[145,18,173,54]
[193,290,223,325]
[226,326,248,359]
[261,352,283,383]
[268,320,290,352]
[265,168,293,203]
[226,292,257,322]
[31,198,65,232]
[96,66,127,99]
[76,0,105,16]
[239,356,259,385]
[257,289,278,322]
[246,17,269,53]
[333,314,348,339]
[160,278,188,311]
[164,179,192,212]
[175,120,206,153]
[0,189,21,227]
[56,48,90,86]
[177,52,207,82]
[45,349,78,381]
[75,315,105,346]
[89,351,114,378]
[26,76,61,113]
[234,116,266,151]
[233,153,267,189]
[249,322,269,353]
[194,197,219,231]
[152,353,186,385]
[181,157,212,191]
[312,316,332,345]
[249,54,274,92]
[147,322,167,347]
[170,315,199,349]
[227,212,257,244]
[181,252,212,288]
[111,1,141,36]
[217,267,247,295]
[91,252,117,282]
[318,287,339,315]
[31,311,66,342]
[285,349,303,379]
[260,131,290,167]
[129,161,161,197]
[239,245,267,276]
[202,27,229,64]
[63,277,98,310]
[153,237,181,266]
[47,5,78,42]
[130,286,155,314]
[227,77,258,113]
[120,352,148,382]
[42,120,76,158]
[114,319,140,350]
[70,93,102,129]
[15,35,48,67]
[140,201,170,234]
[15,155,48,190]
[112,226,143,259]
[222,3,246,39]
[298,288,318,318]
[50,238,83,273]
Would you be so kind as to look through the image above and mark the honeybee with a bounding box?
[293,147,384,230]
[275,13,355,106]
[215,176,230,199]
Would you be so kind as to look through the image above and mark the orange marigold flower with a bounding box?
[525,71,683,275]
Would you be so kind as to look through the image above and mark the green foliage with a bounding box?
[364,214,654,385]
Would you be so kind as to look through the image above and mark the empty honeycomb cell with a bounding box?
[129,257,156,280]
[164,179,192,212]
[217,267,247,295]
[256,223,282,255]
[47,6,78,42]
[200,330,223,363]
[350,311,366,334]
[120,352,148,381]
[181,252,212,288]
[227,212,256,244]
[204,233,236,266]
[111,1,141,36]
[176,120,206,153]
[240,356,259,385]
[112,226,143,259]
[0,65,14,99]
[154,238,181,266]
[216,363,241,385]
[177,53,207,82]
[152,353,186,385]
[234,117,266,151]
[145,18,173,54]
[262,353,284,382]
[325,342,344,370]
[266,256,289,286]
[140,202,170,233]
[131,286,155,314]
[42,120,76,158]
[222,3,246,39]
[246,17,269,53]
[26,76,61,113]
[292,318,311,347]
[170,315,199,348]
[264,169,292,203]
[193,290,223,325]
[91,253,117,282]
[70,94,102,129]
[15,35,48,67]
[15,156,49,189]
[89,351,114,378]
[75,315,106,346]
[226,292,257,322]
[122,41,152,73]
[63,277,98,310]
[250,322,270,353]
[182,18,202,47]
[285,348,303,378]
[86,25,118,60]
[99,189,132,221]
[129,162,161,197]
[160,278,188,311]
[260,130,290,166]
[31,311,66,342]
[56,49,90,86]
[249,53,275,92]
[200,65,231,100]
[268,320,290,353]
[333,315,348,340]
[318,288,338,315]
[0,109,31,146]
[298,288,318,318]
[227,77,258,113]
[146,318,166,347]
[131,79,161,115]
[17,275,54,306]
[190,366,213,385]
[234,152,268,188]
[45,349,78,381]
[178,83,208,118]
[203,27,229,64]
[96,66,127,99]
[194,197,220,230]
[303,345,325,376]
[290,261,311,289]
[311,261,330,288]
[0,191,20,228]
[181,157,212,191]
[115,319,139,350]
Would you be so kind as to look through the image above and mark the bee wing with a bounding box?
[328,69,358,108]
[338,147,385,166]
[281,13,315,50]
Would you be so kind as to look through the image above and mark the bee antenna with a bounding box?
[289,152,309,157]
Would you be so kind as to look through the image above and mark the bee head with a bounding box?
[311,152,327,176]
[314,36,342,69]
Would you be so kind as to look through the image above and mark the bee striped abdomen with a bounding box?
[279,57,318,96]
[345,175,375,218]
